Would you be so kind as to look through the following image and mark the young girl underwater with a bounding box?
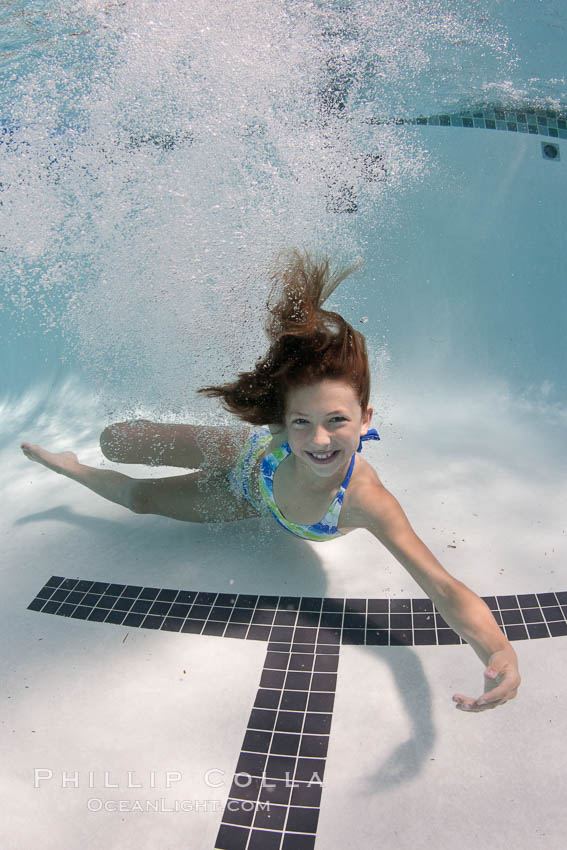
[21,250,520,712]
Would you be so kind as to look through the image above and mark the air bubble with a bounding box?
[2,0,514,416]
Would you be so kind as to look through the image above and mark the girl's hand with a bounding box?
[452,649,521,712]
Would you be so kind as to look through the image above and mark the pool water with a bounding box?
[2,2,566,849]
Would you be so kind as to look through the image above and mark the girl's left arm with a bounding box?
[354,481,521,712]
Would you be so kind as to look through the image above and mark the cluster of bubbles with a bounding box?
[1,0,515,417]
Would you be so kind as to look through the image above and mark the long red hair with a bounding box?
[197,250,370,425]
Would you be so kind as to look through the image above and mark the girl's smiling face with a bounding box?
[284,379,373,479]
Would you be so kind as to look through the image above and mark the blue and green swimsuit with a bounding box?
[226,426,380,541]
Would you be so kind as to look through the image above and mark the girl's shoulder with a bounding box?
[265,423,288,454]
[339,456,390,532]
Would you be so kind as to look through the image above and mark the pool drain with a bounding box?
[542,142,560,161]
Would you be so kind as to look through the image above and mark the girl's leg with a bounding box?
[20,443,260,523]
[21,444,138,512]
[99,420,248,470]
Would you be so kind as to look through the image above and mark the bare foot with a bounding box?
[21,442,80,476]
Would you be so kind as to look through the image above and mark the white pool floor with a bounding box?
[2,385,566,850]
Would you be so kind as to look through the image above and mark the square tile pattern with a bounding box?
[370,104,567,140]
[28,577,567,849]
[28,577,567,646]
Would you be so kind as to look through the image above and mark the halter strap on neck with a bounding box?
[357,428,380,453]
